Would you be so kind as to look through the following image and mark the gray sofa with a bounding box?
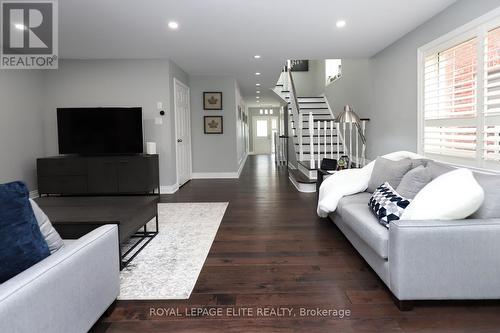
[0,225,120,332]
[328,161,500,310]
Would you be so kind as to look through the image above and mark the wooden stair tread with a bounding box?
[289,168,316,184]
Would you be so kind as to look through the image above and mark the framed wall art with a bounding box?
[204,116,223,134]
[203,92,223,110]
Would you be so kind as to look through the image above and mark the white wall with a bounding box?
[324,59,372,120]
[43,59,175,186]
[189,75,240,175]
[369,0,500,158]
[0,70,45,190]
[291,60,325,97]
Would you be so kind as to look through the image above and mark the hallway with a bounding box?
[94,155,500,333]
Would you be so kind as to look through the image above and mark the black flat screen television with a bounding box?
[57,107,143,155]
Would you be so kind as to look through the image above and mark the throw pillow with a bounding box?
[367,157,413,193]
[401,168,484,221]
[426,160,456,179]
[469,172,500,219]
[410,158,431,169]
[0,182,50,283]
[396,165,432,199]
[368,182,412,228]
[30,199,64,253]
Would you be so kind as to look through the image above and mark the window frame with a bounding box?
[417,7,500,172]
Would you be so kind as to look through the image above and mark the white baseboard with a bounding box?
[160,184,179,194]
[191,172,239,179]
[237,153,248,177]
[29,190,39,198]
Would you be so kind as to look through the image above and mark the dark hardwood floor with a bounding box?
[92,155,500,333]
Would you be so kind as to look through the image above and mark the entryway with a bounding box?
[252,116,279,155]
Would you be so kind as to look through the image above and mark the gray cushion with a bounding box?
[367,157,413,193]
[337,192,373,217]
[427,160,456,179]
[30,199,64,254]
[470,172,500,219]
[411,158,431,168]
[396,165,432,199]
[337,195,389,259]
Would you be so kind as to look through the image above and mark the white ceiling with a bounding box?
[59,0,457,107]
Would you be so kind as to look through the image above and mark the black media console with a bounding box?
[36,154,160,269]
[37,154,159,196]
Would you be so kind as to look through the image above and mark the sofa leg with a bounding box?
[395,299,414,311]
[104,300,117,317]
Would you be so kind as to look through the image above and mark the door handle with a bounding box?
[177,139,183,143]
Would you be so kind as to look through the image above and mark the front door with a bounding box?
[174,78,192,186]
[252,116,274,154]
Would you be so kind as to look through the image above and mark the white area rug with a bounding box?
[118,202,228,300]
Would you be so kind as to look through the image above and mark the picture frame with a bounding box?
[204,116,223,134]
[203,92,223,110]
[289,60,309,72]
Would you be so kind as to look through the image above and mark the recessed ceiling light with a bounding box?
[254,55,261,59]
[256,83,261,86]
[256,96,260,99]
[15,23,26,30]
[336,20,346,28]
[256,90,260,93]
[255,72,261,76]
[168,21,179,30]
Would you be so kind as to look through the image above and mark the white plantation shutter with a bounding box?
[484,26,500,163]
[423,38,478,160]
[420,20,500,171]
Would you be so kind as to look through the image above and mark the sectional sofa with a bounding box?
[328,160,500,310]
[0,225,120,332]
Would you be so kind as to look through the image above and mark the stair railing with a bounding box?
[285,60,310,166]
[285,60,368,170]
[309,112,315,169]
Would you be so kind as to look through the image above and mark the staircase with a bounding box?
[272,61,368,193]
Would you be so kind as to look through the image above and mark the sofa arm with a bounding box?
[389,219,500,300]
[0,225,120,333]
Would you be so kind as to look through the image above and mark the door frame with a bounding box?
[252,116,274,155]
[173,77,193,187]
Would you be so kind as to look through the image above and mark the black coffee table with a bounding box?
[35,195,159,269]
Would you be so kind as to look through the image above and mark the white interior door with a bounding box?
[252,116,273,154]
[174,78,192,186]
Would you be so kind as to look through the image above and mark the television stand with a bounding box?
[37,154,159,196]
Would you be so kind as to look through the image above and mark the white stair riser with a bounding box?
[298,97,326,103]
[298,103,328,109]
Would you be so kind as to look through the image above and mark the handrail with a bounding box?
[286,62,301,122]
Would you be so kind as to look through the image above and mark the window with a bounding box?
[256,120,268,137]
[271,118,277,130]
[419,14,500,170]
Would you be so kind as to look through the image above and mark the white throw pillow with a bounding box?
[30,199,64,253]
[400,168,484,220]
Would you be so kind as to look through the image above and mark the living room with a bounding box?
[2,1,500,332]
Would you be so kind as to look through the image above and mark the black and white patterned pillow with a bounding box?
[368,182,412,228]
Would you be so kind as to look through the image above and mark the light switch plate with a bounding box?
[157,102,163,110]
[155,117,163,125]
